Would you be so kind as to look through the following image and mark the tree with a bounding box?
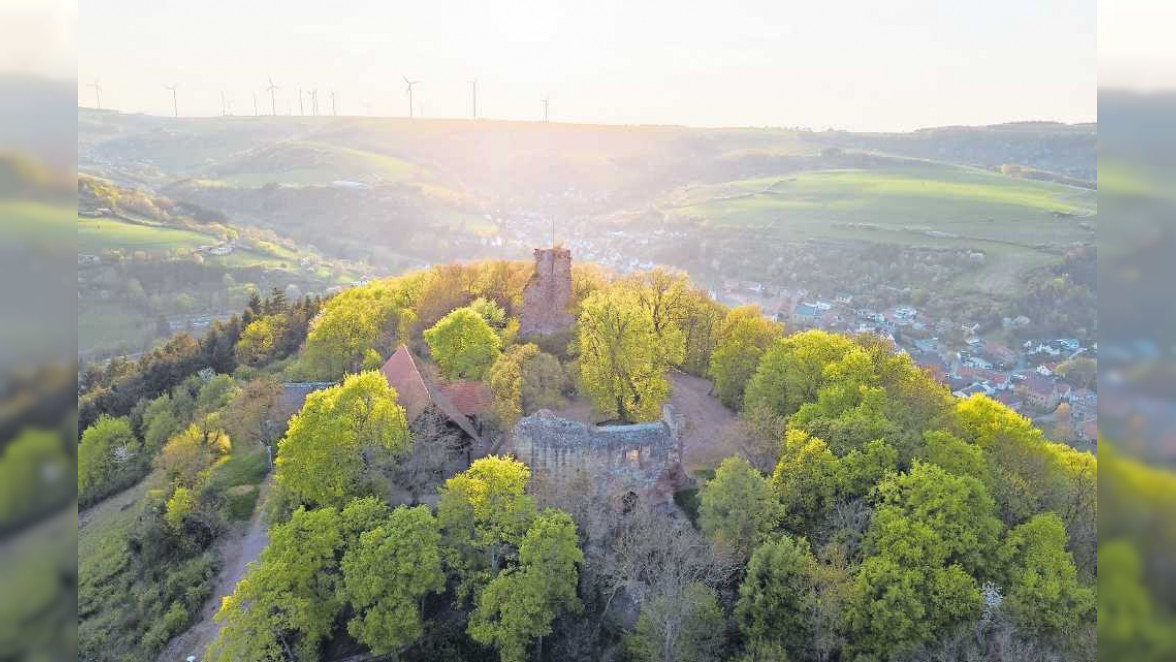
[771,429,841,532]
[469,296,508,330]
[235,315,288,367]
[843,555,981,660]
[998,512,1094,636]
[424,307,502,380]
[276,371,410,508]
[341,505,446,654]
[709,306,781,410]
[1055,357,1095,390]
[164,486,197,531]
[210,506,344,662]
[626,582,725,662]
[438,456,537,579]
[469,510,584,662]
[699,456,782,559]
[577,286,683,423]
[488,344,565,427]
[155,423,231,489]
[78,415,141,504]
[140,393,182,453]
[736,535,816,660]
[301,279,412,379]
[221,378,282,451]
[866,461,1002,579]
[744,330,858,418]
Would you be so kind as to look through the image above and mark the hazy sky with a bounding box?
[78,0,1096,131]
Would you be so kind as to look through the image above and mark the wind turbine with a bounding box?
[90,80,103,110]
[253,92,259,116]
[403,76,419,119]
[329,90,337,116]
[310,89,319,116]
[164,84,179,117]
[542,97,549,122]
[469,79,477,119]
[298,86,304,115]
[220,90,227,116]
[266,76,279,116]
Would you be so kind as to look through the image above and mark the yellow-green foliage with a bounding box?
[424,307,502,380]
[276,371,410,508]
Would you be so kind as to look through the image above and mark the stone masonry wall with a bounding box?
[510,406,681,495]
[518,247,574,336]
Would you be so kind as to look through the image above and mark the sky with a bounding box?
[75,0,1098,131]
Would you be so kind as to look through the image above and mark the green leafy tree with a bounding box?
[276,371,410,508]
[164,486,196,532]
[709,305,781,410]
[438,456,537,577]
[469,509,584,662]
[301,278,414,379]
[744,330,857,418]
[843,555,980,660]
[736,534,816,660]
[626,582,726,662]
[699,456,782,559]
[235,315,288,367]
[341,505,446,653]
[488,344,565,426]
[424,307,502,380]
[866,461,1002,578]
[772,429,841,532]
[577,286,683,423]
[998,512,1094,636]
[78,415,142,503]
[140,393,182,452]
[469,296,508,330]
[210,507,344,662]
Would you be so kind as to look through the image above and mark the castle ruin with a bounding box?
[510,407,682,497]
[518,247,574,337]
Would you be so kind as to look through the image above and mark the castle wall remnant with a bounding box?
[511,406,681,495]
[518,247,574,337]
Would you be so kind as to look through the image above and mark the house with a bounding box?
[1017,374,1063,411]
[983,342,1017,369]
[894,306,917,320]
[380,345,488,446]
[955,366,1011,391]
[792,302,821,325]
[953,383,991,398]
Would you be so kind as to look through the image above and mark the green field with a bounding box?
[77,217,218,254]
[660,164,1096,295]
[214,140,430,187]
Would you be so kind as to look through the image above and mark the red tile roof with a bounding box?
[438,380,494,417]
[380,345,432,422]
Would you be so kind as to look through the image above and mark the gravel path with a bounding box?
[669,372,740,473]
[157,480,271,662]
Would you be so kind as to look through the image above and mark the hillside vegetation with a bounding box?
[76,259,1097,662]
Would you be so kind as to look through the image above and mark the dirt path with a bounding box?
[669,372,740,473]
[157,480,272,662]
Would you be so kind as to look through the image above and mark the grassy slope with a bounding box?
[659,164,1096,295]
[77,216,217,253]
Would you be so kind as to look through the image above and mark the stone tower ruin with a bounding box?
[519,247,574,336]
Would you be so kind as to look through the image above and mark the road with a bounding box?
[157,480,271,662]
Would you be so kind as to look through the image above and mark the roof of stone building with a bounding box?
[380,345,484,443]
[380,345,432,422]
[438,380,494,417]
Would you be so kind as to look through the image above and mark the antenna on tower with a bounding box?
[266,76,280,116]
[90,80,103,110]
[403,76,419,119]
[164,83,179,117]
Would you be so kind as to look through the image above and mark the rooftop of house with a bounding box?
[380,345,484,443]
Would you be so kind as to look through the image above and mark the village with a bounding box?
[716,279,1098,450]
